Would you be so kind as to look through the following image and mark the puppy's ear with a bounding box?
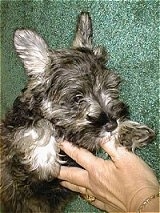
[14,29,50,76]
[73,12,92,49]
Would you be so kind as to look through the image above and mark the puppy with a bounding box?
[0,12,154,213]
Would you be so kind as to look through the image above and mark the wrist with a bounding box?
[128,186,159,212]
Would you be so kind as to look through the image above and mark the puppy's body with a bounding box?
[0,13,154,212]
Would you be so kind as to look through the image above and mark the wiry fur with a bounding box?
[0,12,155,213]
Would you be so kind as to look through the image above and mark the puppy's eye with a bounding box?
[73,94,83,103]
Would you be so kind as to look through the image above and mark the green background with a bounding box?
[1,0,159,212]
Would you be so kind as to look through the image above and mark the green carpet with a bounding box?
[1,1,159,212]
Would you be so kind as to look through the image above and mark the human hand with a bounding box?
[58,138,159,212]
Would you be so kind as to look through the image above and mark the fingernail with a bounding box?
[57,141,63,148]
[59,181,67,187]
[100,137,110,144]
[58,140,70,149]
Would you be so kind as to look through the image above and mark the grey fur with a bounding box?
[0,12,155,213]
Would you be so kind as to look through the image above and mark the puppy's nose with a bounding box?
[105,120,118,132]
[87,112,109,126]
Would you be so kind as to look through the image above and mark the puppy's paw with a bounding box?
[117,120,155,152]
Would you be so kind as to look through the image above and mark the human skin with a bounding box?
[58,138,159,212]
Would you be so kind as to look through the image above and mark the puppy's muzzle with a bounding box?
[87,112,118,131]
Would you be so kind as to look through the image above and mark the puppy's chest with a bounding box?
[30,132,58,168]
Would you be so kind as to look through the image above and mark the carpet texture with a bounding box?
[1,1,159,212]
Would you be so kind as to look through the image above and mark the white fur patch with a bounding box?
[101,92,112,106]
[14,29,50,76]
[24,129,38,140]
[32,135,57,169]
[14,119,60,180]
[41,99,53,116]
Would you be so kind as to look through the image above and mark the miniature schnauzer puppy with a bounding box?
[0,12,155,213]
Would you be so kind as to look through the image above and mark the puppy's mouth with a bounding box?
[104,120,118,132]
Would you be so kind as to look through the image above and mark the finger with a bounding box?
[58,166,88,187]
[60,181,106,211]
[100,137,128,163]
[100,136,118,161]
[91,199,121,212]
[60,181,93,195]
[60,181,121,212]
[60,141,97,170]
[90,199,108,211]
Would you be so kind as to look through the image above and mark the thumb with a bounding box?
[100,137,123,161]
[100,137,117,158]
